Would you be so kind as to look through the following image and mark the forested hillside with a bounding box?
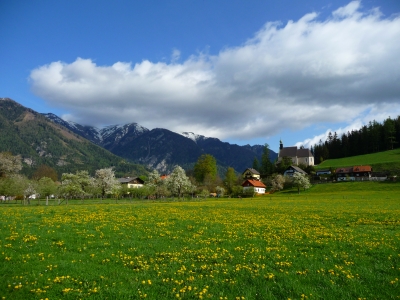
[0,98,148,178]
[312,116,400,164]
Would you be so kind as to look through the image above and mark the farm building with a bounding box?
[316,169,331,176]
[336,166,372,181]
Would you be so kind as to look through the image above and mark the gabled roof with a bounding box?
[117,177,144,184]
[279,147,313,158]
[353,166,372,172]
[297,148,313,157]
[286,165,307,174]
[279,147,297,157]
[118,178,131,183]
[242,168,260,175]
[241,179,266,188]
[336,166,372,173]
[335,167,353,174]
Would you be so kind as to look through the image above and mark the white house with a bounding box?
[117,177,144,188]
[241,179,266,194]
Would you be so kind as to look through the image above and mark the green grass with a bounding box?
[0,185,399,299]
[316,148,400,173]
[279,180,400,198]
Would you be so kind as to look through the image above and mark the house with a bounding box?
[242,168,261,180]
[241,179,266,194]
[241,168,266,194]
[335,167,353,181]
[160,174,169,180]
[283,165,308,177]
[316,169,331,176]
[370,172,387,181]
[353,166,372,177]
[336,166,372,181]
[117,177,144,188]
[278,140,314,166]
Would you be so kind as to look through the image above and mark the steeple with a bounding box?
[279,139,283,150]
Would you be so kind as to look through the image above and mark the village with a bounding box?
[116,140,388,199]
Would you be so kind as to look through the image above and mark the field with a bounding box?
[1,182,399,299]
[316,148,400,173]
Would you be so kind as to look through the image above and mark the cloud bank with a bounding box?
[30,1,400,142]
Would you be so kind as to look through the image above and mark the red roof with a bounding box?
[353,166,372,172]
[241,179,266,188]
[336,167,352,174]
[336,165,372,173]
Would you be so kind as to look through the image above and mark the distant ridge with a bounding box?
[42,109,277,173]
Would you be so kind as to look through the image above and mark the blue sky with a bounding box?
[1,0,400,153]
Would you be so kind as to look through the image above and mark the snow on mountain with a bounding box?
[42,113,75,129]
[99,123,149,146]
[43,113,149,146]
[41,112,278,173]
[44,113,208,147]
[43,113,103,144]
[179,132,209,143]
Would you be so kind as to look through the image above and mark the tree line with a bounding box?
[0,152,124,203]
[1,149,312,202]
[312,116,400,164]
[0,151,233,202]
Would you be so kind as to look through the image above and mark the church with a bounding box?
[277,140,314,166]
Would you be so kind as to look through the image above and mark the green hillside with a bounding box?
[315,148,400,174]
[0,98,149,178]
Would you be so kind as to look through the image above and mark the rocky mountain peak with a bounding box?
[42,112,277,173]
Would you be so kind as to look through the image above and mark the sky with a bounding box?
[1,0,400,153]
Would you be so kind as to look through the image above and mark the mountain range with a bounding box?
[42,113,277,174]
[0,98,148,178]
[0,98,277,178]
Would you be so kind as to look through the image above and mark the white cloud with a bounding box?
[332,0,362,18]
[171,49,181,63]
[295,103,400,149]
[295,119,365,149]
[30,1,400,142]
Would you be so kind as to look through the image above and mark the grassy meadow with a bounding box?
[316,148,400,173]
[1,182,399,299]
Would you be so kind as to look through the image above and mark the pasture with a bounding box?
[315,148,400,173]
[1,183,399,299]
